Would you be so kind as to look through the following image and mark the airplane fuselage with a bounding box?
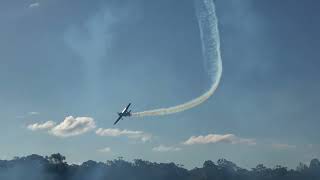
[114,103,132,125]
[118,111,131,117]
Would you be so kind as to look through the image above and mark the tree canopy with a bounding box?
[0,154,319,180]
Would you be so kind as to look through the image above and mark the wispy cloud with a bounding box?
[272,143,296,150]
[28,112,40,115]
[17,111,40,119]
[183,133,256,146]
[152,145,181,152]
[27,121,56,131]
[96,128,152,142]
[27,116,96,137]
[98,147,112,153]
[29,2,40,8]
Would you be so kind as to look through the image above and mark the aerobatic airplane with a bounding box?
[113,103,132,125]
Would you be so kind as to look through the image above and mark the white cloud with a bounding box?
[272,143,296,150]
[183,133,256,146]
[29,2,40,8]
[50,116,96,137]
[98,147,111,153]
[96,128,151,142]
[27,121,56,131]
[152,145,181,152]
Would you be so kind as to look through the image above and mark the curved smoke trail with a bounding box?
[132,0,222,117]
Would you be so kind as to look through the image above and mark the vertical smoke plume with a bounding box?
[64,8,117,104]
[132,0,222,117]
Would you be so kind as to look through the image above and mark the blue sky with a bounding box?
[0,0,319,169]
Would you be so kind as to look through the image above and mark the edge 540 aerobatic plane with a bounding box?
[114,103,132,125]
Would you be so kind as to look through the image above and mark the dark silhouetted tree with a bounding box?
[0,153,319,180]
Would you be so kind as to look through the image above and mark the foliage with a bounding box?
[0,154,319,180]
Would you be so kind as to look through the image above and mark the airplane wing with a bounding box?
[121,103,131,113]
[113,116,122,125]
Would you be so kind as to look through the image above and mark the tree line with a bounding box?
[0,153,319,180]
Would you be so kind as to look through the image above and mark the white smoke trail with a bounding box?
[132,0,222,117]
